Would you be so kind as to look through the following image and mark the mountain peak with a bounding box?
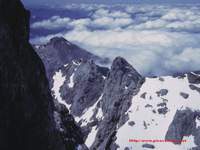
[49,36,72,47]
[112,56,131,68]
[112,56,141,76]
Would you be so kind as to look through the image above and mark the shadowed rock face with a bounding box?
[165,109,200,149]
[60,60,109,116]
[0,0,84,150]
[187,72,200,84]
[90,57,144,149]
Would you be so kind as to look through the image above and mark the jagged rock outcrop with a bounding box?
[165,108,200,149]
[60,60,109,116]
[0,0,84,150]
[90,57,144,149]
[54,103,87,150]
[187,72,200,84]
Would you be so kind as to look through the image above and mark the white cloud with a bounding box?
[132,6,200,32]
[62,27,200,75]
[93,8,131,19]
[161,8,197,21]
[165,47,200,72]
[68,18,91,30]
[92,17,133,29]
[31,4,200,76]
[31,16,71,29]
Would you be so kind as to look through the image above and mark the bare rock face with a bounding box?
[165,109,200,149]
[187,72,200,84]
[90,57,144,150]
[60,60,109,116]
[53,103,86,150]
[0,1,84,150]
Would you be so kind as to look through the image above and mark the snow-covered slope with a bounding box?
[51,56,200,150]
[116,75,200,150]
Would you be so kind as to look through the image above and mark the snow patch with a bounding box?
[181,135,197,150]
[64,64,68,67]
[35,45,40,49]
[52,70,70,109]
[191,72,200,77]
[196,117,200,128]
[96,94,104,120]
[66,41,72,46]
[75,94,104,126]
[68,73,75,88]
[73,60,81,66]
[85,126,98,148]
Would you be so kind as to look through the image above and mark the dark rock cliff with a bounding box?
[0,0,83,149]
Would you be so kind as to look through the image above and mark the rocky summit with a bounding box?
[34,36,109,83]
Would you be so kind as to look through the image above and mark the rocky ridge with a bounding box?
[34,37,109,83]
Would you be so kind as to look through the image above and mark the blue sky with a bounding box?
[22,0,200,6]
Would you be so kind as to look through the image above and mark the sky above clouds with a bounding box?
[22,0,200,6]
[29,3,200,76]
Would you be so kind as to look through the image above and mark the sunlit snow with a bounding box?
[52,70,70,109]
[116,75,199,150]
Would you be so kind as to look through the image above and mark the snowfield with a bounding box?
[52,67,200,149]
[116,75,200,150]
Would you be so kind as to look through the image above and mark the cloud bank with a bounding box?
[30,4,200,76]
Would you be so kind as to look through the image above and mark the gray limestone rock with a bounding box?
[141,92,147,99]
[142,144,155,149]
[187,72,200,84]
[157,107,168,115]
[159,77,165,81]
[156,89,168,97]
[145,104,153,108]
[90,57,144,150]
[165,108,200,149]
[189,84,200,93]
[180,92,189,99]
[157,102,167,107]
[60,60,109,116]
[128,121,135,126]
